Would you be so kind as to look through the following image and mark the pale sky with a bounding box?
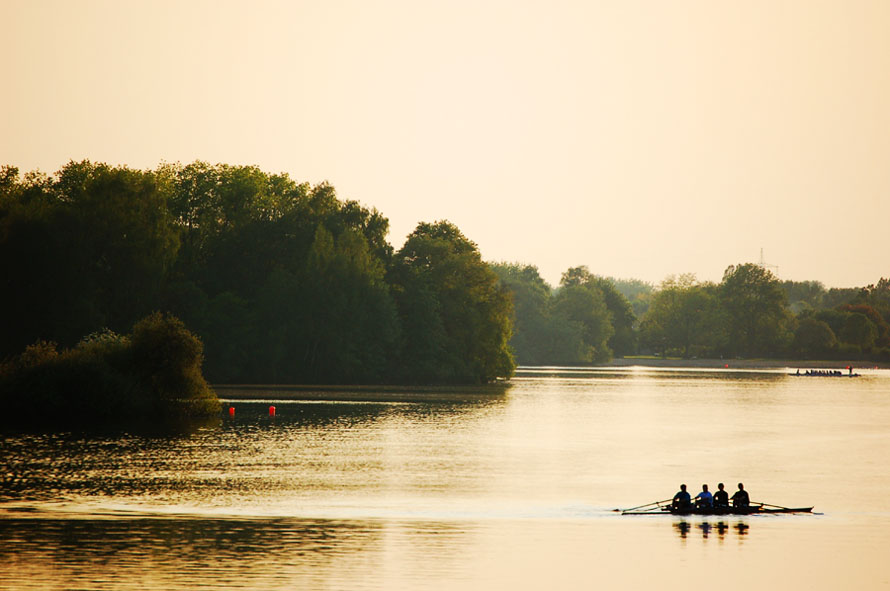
[3,0,888,288]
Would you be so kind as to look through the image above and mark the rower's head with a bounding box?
[718,482,725,490]
[680,484,687,491]
[738,482,745,490]
[702,484,709,492]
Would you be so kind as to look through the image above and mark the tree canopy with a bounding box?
[639,274,725,359]
[719,263,792,357]
[3,160,888,377]
[0,162,515,384]
[391,222,515,383]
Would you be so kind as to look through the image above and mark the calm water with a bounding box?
[2,367,890,590]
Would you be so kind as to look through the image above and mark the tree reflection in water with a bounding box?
[674,520,750,541]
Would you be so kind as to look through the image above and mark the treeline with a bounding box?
[491,265,635,364]
[494,263,890,363]
[0,162,514,384]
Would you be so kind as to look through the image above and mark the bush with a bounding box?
[130,312,219,416]
[0,314,219,430]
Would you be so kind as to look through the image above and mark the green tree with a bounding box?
[0,161,179,356]
[608,277,654,318]
[640,274,724,358]
[862,278,890,322]
[792,316,838,358]
[782,280,827,314]
[839,303,890,348]
[491,263,612,365]
[557,266,635,358]
[60,162,180,330]
[490,263,554,365]
[719,264,792,357]
[838,313,878,351]
[390,221,514,383]
[298,225,400,383]
[823,287,861,310]
[551,284,612,363]
[129,312,219,416]
[591,277,637,356]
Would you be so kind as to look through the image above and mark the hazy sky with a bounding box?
[3,0,888,288]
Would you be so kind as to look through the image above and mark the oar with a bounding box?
[756,502,805,511]
[756,501,782,509]
[615,498,673,513]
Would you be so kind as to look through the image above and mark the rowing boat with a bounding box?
[619,499,813,516]
[789,372,859,378]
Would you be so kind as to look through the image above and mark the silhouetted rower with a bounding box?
[731,482,749,508]
[713,482,729,508]
[672,484,691,511]
[695,484,713,508]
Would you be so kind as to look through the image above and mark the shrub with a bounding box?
[130,312,219,416]
[0,314,219,430]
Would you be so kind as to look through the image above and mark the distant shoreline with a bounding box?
[606,357,888,370]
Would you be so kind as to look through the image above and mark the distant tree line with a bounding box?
[493,263,890,364]
[0,162,514,384]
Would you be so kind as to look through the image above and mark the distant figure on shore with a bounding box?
[695,484,713,508]
[713,482,729,508]
[731,482,750,508]
[672,484,691,511]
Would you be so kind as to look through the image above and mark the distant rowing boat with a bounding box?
[789,371,860,378]
[619,499,813,516]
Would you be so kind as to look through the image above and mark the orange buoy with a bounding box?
[228,406,235,417]
[269,405,276,416]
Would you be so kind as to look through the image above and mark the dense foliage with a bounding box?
[0,313,220,428]
[490,264,629,365]
[495,262,890,364]
[2,160,886,378]
[391,223,514,382]
[0,162,514,384]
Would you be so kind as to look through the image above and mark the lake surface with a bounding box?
[2,366,890,590]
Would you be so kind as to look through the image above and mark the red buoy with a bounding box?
[269,405,276,416]
[228,406,235,417]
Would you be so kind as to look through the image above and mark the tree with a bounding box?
[590,277,637,356]
[0,161,179,356]
[839,303,890,348]
[608,277,654,318]
[640,274,724,358]
[719,264,792,357]
[792,316,838,358]
[490,263,553,365]
[491,263,619,365]
[838,313,878,352]
[782,280,827,314]
[862,278,890,320]
[390,221,514,383]
[557,266,635,358]
[297,225,400,383]
[551,283,613,363]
